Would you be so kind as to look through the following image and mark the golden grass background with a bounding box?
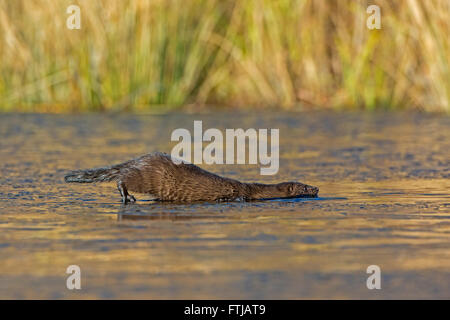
[0,0,448,112]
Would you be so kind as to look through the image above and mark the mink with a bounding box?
[65,152,319,203]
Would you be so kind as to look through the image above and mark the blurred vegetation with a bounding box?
[0,0,448,112]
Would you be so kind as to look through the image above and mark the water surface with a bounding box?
[0,112,449,299]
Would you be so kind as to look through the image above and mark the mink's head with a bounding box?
[277,182,319,198]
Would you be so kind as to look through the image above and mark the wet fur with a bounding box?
[65,152,319,203]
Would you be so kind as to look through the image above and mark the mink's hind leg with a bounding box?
[117,181,136,204]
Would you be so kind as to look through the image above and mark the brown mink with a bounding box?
[65,152,319,203]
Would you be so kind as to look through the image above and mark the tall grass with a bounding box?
[0,0,448,112]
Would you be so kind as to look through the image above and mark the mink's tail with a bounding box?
[64,166,121,183]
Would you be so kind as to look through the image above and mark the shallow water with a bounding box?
[0,111,449,299]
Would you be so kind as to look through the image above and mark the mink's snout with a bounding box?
[308,185,319,196]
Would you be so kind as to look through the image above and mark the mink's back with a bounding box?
[120,152,243,202]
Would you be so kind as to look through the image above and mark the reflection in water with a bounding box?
[0,112,449,299]
[116,197,332,221]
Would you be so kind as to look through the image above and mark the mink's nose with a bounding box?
[310,186,319,196]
